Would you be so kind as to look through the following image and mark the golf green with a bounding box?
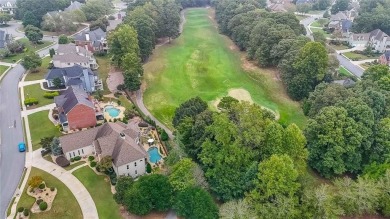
[143,8,306,128]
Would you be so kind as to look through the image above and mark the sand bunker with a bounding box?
[212,88,280,120]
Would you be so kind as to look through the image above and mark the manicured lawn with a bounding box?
[143,8,306,128]
[342,51,381,61]
[28,110,61,150]
[24,83,53,108]
[16,167,82,219]
[25,56,51,81]
[73,167,121,219]
[310,19,328,28]
[310,27,331,38]
[64,161,86,171]
[329,43,350,51]
[118,94,133,110]
[338,66,352,77]
[0,65,9,77]
[1,39,53,63]
[96,56,111,95]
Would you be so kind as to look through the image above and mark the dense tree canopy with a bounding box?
[330,0,349,14]
[352,0,390,35]
[81,0,112,21]
[25,25,43,44]
[21,52,42,72]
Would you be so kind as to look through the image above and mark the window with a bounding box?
[135,170,137,175]
[69,153,72,158]
[73,152,75,156]
[126,165,129,169]
[82,149,84,154]
[78,150,80,155]
[134,162,137,167]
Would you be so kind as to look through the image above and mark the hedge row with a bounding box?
[24,98,39,106]
[43,91,59,99]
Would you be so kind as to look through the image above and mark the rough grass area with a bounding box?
[25,56,51,81]
[96,56,111,95]
[24,83,53,108]
[143,8,306,128]
[73,167,122,219]
[0,65,9,77]
[0,39,53,63]
[28,110,61,150]
[343,51,381,61]
[16,167,82,219]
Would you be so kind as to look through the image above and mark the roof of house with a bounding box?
[296,0,314,4]
[45,65,96,80]
[54,85,94,114]
[268,3,287,12]
[333,78,356,87]
[369,29,389,41]
[64,1,83,11]
[60,122,147,166]
[53,53,90,63]
[74,28,106,42]
[330,11,348,21]
[351,33,370,41]
[383,51,390,61]
[328,20,341,28]
[0,0,16,6]
[57,43,91,56]
[341,20,352,33]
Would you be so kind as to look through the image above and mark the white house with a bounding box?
[53,44,99,70]
[59,122,148,178]
[348,29,390,52]
[0,0,16,14]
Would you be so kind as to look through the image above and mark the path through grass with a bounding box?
[143,8,306,128]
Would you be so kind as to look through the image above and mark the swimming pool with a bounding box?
[148,147,162,163]
[105,105,120,118]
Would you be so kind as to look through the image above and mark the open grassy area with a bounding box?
[342,51,381,61]
[329,43,350,51]
[16,167,82,219]
[295,15,308,21]
[96,56,111,95]
[64,161,86,171]
[24,83,53,108]
[25,56,51,81]
[28,110,61,150]
[338,66,352,77]
[1,39,53,63]
[143,8,306,128]
[310,27,332,38]
[310,19,328,28]
[0,65,9,77]
[73,167,121,219]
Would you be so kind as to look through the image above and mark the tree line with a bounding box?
[352,0,390,35]
[213,0,332,100]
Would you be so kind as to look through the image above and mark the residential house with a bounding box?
[0,0,16,14]
[333,78,356,87]
[59,122,148,178]
[268,3,287,12]
[54,86,98,131]
[64,1,84,12]
[349,29,390,52]
[53,43,99,69]
[74,28,107,53]
[295,0,315,4]
[45,65,103,92]
[379,51,390,66]
[0,30,12,49]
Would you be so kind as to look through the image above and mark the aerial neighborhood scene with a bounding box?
[1,0,390,218]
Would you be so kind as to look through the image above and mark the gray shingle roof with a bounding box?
[60,122,147,166]
[74,28,106,42]
[64,1,83,11]
[369,29,388,41]
[54,85,94,114]
[45,65,95,80]
[57,43,90,56]
[53,53,90,63]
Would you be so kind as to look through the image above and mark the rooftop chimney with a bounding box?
[76,45,79,53]
[120,133,125,139]
[85,33,90,41]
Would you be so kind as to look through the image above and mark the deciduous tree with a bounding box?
[21,52,42,72]
[25,25,43,44]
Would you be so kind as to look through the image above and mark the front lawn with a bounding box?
[73,167,121,219]
[338,66,352,77]
[64,161,86,171]
[16,167,82,219]
[24,83,53,108]
[310,19,328,28]
[310,27,332,38]
[1,39,53,63]
[28,110,61,150]
[329,43,350,51]
[25,56,51,81]
[342,51,381,61]
[0,65,9,77]
[96,56,111,95]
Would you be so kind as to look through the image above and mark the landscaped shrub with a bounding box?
[160,129,169,141]
[38,183,45,189]
[138,122,148,127]
[74,156,81,161]
[43,91,59,99]
[90,161,97,167]
[23,209,29,216]
[88,156,95,161]
[24,98,38,106]
[70,158,75,162]
[39,202,48,211]
[56,156,70,167]
[17,207,24,212]
[50,187,55,191]
[146,163,152,173]
[36,199,43,205]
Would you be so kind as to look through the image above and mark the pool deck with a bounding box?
[99,101,125,121]
[140,128,166,168]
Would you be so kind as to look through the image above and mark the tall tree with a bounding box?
[22,11,39,27]
[81,0,113,21]
[25,25,43,44]
[155,0,181,41]
[330,0,349,14]
[0,13,12,25]
[21,52,42,72]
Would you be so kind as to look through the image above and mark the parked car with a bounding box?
[18,142,26,152]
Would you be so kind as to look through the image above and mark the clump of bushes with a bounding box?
[17,207,24,212]
[23,209,29,216]
[43,91,59,99]
[39,201,48,211]
[74,156,81,161]
[70,158,75,162]
[38,183,45,189]
[36,199,43,205]
[50,187,55,191]
[88,156,95,161]
[24,98,39,106]
[146,163,152,173]
[90,161,97,167]
[56,156,70,167]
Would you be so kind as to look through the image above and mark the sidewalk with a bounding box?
[19,79,45,87]
[21,103,56,117]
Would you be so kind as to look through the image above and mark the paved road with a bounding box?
[300,15,364,78]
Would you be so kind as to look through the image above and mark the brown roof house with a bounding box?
[54,86,99,131]
[59,122,148,178]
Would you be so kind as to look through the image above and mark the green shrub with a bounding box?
[17,207,24,212]
[24,97,38,106]
[160,129,169,141]
[23,209,29,216]
[88,156,95,161]
[39,183,45,189]
[90,161,97,167]
[146,163,152,173]
[39,202,48,211]
[43,91,59,99]
[74,156,81,161]
[50,187,55,191]
[36,199,43,205]
[70,158,75,162]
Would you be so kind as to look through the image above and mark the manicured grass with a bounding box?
[338,66,352,77]
[342,51,381,61]
[28,110,61,150]
[143,8,306,128]
[0,65,9,77]
[24,83,53,108]
[118,94,133,110]
[96,56,111,95]
[329,43,350,51]
[64,161,86,171]
[25,56,51,81]
[73,167,121,219]
[310,19,328,28]
[16,167,82,219]
[310,27,331,38]
[1,39,53,63]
